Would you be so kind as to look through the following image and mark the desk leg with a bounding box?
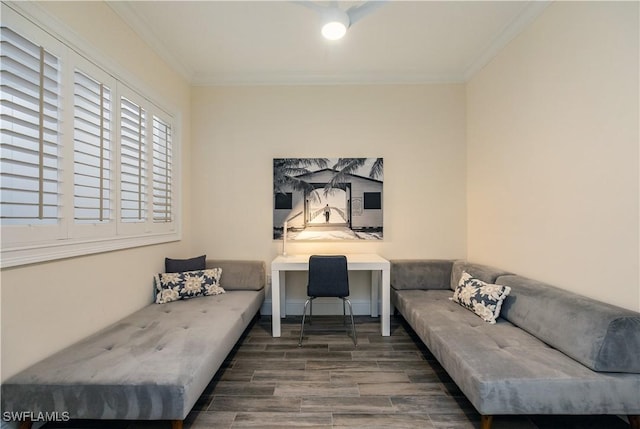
[279,271,286,318]
[271,269,281,337]
[381,268,390,336]
[371,270,380,317]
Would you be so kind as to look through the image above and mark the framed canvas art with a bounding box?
[273,158,383,241]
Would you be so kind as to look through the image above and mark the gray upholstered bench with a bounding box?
[391,259,640,429]
[1,260,265,429]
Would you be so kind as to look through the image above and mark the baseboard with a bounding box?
[261,299,379,316]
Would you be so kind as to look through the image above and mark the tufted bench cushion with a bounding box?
[1,260,265,424]
[392,288,640,415]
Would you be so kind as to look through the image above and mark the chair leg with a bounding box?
[343,299,346,325]
[344,298,357,346]
[299,298,312,347]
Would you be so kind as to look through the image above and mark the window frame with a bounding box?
[0,3,181,268]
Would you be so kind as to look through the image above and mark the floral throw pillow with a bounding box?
[450,271,511,324]
[154,268,224,304]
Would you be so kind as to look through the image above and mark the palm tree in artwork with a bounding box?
[273,158,329,202]
[323,158,383,194]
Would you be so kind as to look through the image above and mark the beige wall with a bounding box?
[0,2,192,380]
[467,1,639,311]
[190,85,468,308]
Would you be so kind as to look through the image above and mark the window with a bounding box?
[73,68,112,224]
[0,5,180,268]
[274,193,293,210]
[364,192,382,210]
[0,26,60,227]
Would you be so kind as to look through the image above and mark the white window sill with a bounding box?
[1,232,180,269]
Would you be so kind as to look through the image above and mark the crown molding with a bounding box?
[106,1,194,83]
[463,0,552,81]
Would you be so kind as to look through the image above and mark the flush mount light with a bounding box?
[321,8,350,40]
[295,1,387,42]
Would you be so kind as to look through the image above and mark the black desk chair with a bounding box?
[298,255,357,347]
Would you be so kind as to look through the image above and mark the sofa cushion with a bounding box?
[450,260,511,291]
[390,259,453,290]
[451,271,511,324]
[165,255,206,273]
[392,288,640,415]
[206,259,265,291]
[1,289,266,420]
[498,274,640,373]
[154,268,224,304]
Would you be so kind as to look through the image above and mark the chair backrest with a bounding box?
[307,255,349,298]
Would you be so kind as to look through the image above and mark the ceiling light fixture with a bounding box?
[321,8,350,40]
[295,1,387,42]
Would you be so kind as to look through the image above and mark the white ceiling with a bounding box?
[107,1,550,86]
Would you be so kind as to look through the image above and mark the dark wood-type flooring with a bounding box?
[42,316,631,429]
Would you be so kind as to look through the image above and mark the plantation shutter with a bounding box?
[120,96,146,223]
[152,115,172,223]
[0,26,60,225]
[73,69,111,223]
[1,10,181,267]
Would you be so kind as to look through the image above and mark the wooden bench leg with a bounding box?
[629,415,640,429]
[171,420,183,429]
[480,415,493,429]
[19,419,33,429]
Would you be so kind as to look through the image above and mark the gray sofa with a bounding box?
[391,259,640,429]
[1,260,265,429]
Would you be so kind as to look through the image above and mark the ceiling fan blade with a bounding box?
[346,0,388,25]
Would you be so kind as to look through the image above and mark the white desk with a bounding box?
[270,253,391,337]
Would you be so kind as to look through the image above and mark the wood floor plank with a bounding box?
[300,397,394,413]
[208,396,302,413]
[350,350,425,361]
[358,382,443,396]
[284,350,354,360]
[329,370,410,384]
[332,412,436,429]
[232,412,332,428]
[304,360,380,371]
[212,381,276,396]
[252,369,331,382]
[273,381,360,397]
